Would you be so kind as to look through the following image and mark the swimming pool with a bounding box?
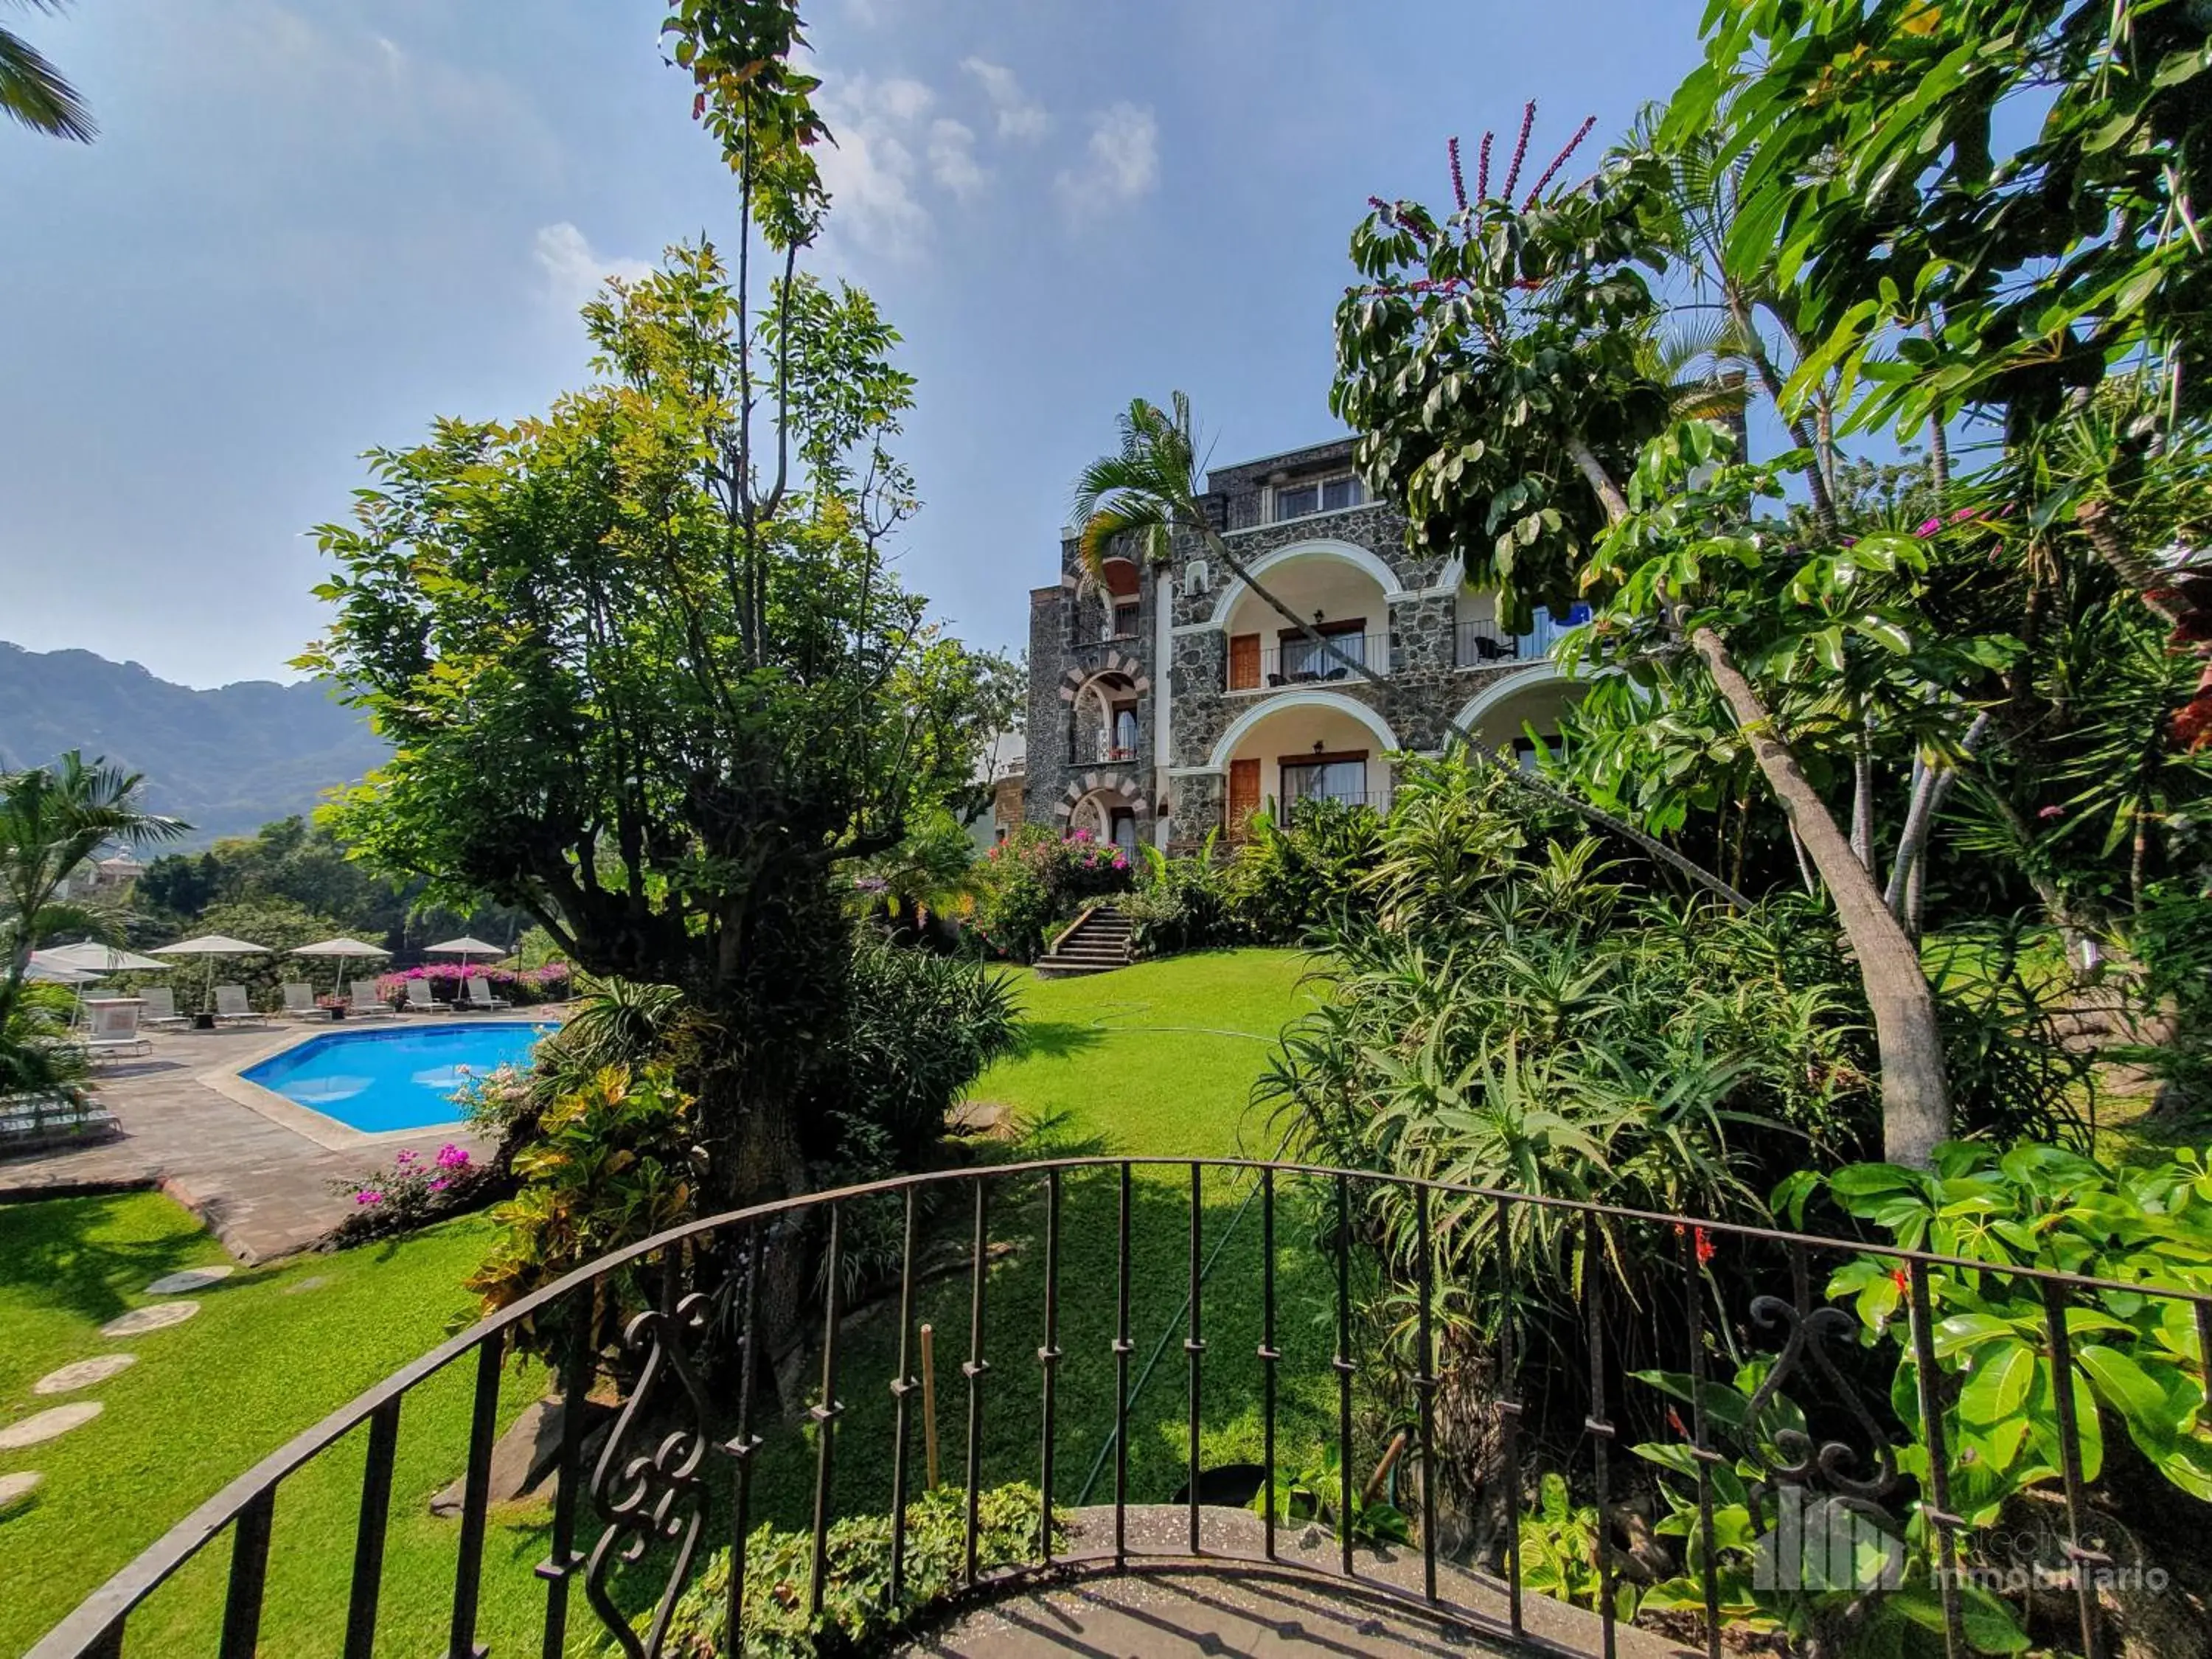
[241,1023,551,1135]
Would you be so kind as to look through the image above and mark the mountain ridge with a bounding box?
[0,641,389,846]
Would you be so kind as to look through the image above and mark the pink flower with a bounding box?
[435,1144,470,1170]
[394,1149,417,1165]
[355,1189,383,1206]
[2039,804,2064,821]
[1916,517,1943,537]
[428,1178,448,1193]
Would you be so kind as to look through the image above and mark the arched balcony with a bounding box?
[1214,542,1398,692]
[1209,690,1398,838]
[1068,671,1143,768]
[32,1156,2169,1659]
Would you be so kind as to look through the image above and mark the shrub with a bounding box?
[1231,796,1387,944]
[809,936,1021,1173]
[1124,831,1247,956]
[463,1062,698,1361]
[324,1142,490,1243]
[969,824,1131,960]
[662,1484,1054,1658]
[370,962,571,1009]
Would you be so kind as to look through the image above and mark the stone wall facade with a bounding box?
[1026,436,1569,848]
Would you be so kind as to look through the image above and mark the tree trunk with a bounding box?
[1850,725,1876,874]
[2076,501,2184,626]
[1688,625,1952,1164]
[1885,712,1990,931]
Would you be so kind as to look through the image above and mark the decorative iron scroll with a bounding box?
[1742,1293,1900,1503]
[584,1292,715,1659]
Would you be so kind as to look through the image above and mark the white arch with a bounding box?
[1449,663,1570,738]
[1207,689,1402,772]
[1204,538,1405,627]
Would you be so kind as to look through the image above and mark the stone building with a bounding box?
[1025,435,1588,851]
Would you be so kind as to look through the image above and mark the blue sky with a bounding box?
[0,0,1707,689]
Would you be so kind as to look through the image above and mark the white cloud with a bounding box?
[533,223,654,316]
[928,119,985,198]
[961,58,1049,142]
[1055,103,1159,226]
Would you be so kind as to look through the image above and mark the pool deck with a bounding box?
[0,1012,552,1262]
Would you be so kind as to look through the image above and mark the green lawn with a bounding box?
[0,947,1335,1658]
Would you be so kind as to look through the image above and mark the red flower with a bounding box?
[1666,1406,1688,1439]
[1694,1227,1716,1265]
[1891,1267,1910,1295]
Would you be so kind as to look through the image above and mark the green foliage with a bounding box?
[1231,800,1386,945]
[1250,1447,1411,1548]
[1332,134,1672,624]
[1783,1143,2212,1516]
[463,1063,698,1360]
[809,936,1020,1175]
[1632,1361,2027,1654]
[1678,0,2212,439]
[662,1484,1052,1658]
[968,824,1131,961]
[1,751,187,1095]
[1261,764,1875,1328]
[847,807,977,939]
[1518,1471,1638,1624]
[1124,831,1246,956]
[0,1,94,142]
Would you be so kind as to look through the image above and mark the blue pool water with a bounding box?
[243,1023,551,1134]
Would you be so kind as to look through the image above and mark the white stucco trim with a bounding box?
[1449,662,1569,737]
[1206,689,1402,772]
[1203,538,1405,628]
[1167,765,1224,779]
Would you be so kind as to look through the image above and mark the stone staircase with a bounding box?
[1035,905,1135,978]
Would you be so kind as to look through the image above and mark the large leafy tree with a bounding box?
[304,6,1007,1210]
[1,0,93,142]
[1334,124,1958,1163]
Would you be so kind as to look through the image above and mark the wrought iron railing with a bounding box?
[29,1157,2212,1658]
[1250,632,1391,688]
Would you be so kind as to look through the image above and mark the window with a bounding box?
[1183,560,1210,596]
[1113,599,1141,638]
[1112,706,1139,759]
[1271,476,1363,522]
[1280,757,1366,807]
[1110,809,1138,855]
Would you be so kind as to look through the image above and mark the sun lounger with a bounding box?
[344,991,395,1018]
[461,975,509,1012]
[212,984,265,1025]
[81,1001,150,1058]
[139,986,189,1026]
[280,981,321,1018]
[402,979,444,1014]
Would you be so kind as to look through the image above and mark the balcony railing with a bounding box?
[31,1155,2202,1659]
[1456,604,1593,668]
[1237,632,1389,691]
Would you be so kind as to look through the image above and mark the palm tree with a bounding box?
[0,752,187,1031]
[2,0,94,142]
[1071,392,1751,905]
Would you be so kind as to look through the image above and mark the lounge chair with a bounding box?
[461,975,509,1012]
[280,981,321,1018]
[212,984,265,1026]
[402,979,443,1014]
[139,986,188,1026]
[344,991,395,1019]
[81,1001,150,1058]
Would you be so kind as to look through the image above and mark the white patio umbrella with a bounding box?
[291,936,392,1001]
[153,933,271,1017]
[24,961,102,985]
[424,936,506,973]
[32,942,174,975]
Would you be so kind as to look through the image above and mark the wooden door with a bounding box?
[1227,758,1261,840]
[1228,633,1261,691]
